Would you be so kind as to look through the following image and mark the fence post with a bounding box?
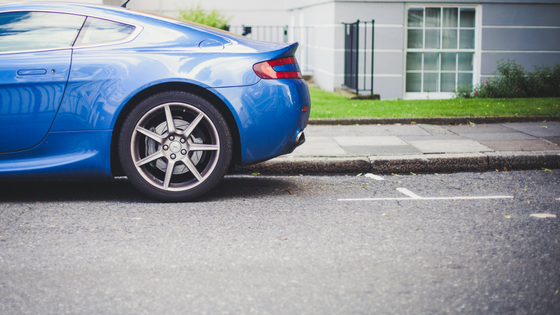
[371,20,375,96]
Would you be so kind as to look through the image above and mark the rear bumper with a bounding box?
[212,78,310,165]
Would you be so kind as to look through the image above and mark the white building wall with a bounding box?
[291,2,337,92]
[334,2,405,99]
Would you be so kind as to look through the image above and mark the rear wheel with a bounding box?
[119,91,232,201]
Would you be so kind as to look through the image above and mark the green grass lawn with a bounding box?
[308,86,560,119]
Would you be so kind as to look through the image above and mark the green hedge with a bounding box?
[456,60,560,99]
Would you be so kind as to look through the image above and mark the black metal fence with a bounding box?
[227,25,313,73]
[342,20,375,95]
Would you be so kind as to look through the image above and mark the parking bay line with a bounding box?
[339,188,513,201]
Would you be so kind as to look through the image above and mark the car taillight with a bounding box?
[253,56,303,79]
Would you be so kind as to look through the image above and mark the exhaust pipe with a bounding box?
[294,131,306,148]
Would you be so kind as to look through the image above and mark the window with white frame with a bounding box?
[405,6,476,94]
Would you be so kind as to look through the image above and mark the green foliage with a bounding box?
[527,63,560,98]
[455,59,560,99]
[177,4,231,30]
[454,84,473,99]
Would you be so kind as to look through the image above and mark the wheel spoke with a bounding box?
[182,156,203,182]
[135,151,164,167]
[163,159,176,189]
[164,104,176,134]
[189,143,219,151]
[136,126,165,143]
[181,113,204,138]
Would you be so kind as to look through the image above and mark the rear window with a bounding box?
[74,17,136,47]
[0,12,85,53]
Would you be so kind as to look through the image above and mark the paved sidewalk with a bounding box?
[232,121,560,174]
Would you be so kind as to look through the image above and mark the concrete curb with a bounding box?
[229,151,560,175]
[230,156,370,174]
[309,116,560,126]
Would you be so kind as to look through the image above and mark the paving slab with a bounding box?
[544,136,560,145]
[334,136,408,146]
[341,145,423,156]
[290,137,345,156]
[502,122,560,137]
[461,132,537,141]
[479,140,560,151]
[400,135,467,141]
[406,140,494,154]
[417,124,455,135]
[303,125,430,137]
[446,124,517,134]
[348,125,431,136]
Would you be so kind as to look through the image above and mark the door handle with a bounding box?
[17,69,47,75]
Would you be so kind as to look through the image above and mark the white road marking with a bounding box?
[365,173,384,180]
[530,214,557,218]
[339,187,513,201]
[396,188,422,199]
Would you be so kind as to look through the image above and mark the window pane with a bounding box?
[442,29,457,49]
[424,53,439,71]
[75,17,135,46]
[443,8,458,27]
[406,53,422,71]
[424,73,438,92]
[425,8,441,27]
[458,73,473,89]
[408,8,424,27]
[406,73,422,92]
[405,7,477,96]
[459,30,475,49]
[441,53,456,71]
[425,30,440,49]
[460,9,475,27]
[0,12,85,52]
[441,73,456,92]
[407,30,423,49]
[458,53,473,71]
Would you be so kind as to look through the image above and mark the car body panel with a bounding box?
[51,48,268,131]
[0,130,112,180]
[0,49,72,152]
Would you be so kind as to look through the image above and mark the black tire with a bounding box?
[118,91,232,202]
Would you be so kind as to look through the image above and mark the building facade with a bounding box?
[5,0,557,99]
[287,0,560,99]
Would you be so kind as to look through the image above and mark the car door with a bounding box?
[0,11,85,152]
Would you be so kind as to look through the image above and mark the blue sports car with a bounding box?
[0,2,310,201]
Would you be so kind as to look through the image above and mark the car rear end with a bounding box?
[119,11,311,165]
[203,39,311,165]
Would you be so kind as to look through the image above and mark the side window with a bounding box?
[0,12,85,53]
[74,17,136,47]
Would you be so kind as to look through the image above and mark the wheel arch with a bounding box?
[110,82,242,176]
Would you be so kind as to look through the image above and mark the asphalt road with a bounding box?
[1,170,559,314]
